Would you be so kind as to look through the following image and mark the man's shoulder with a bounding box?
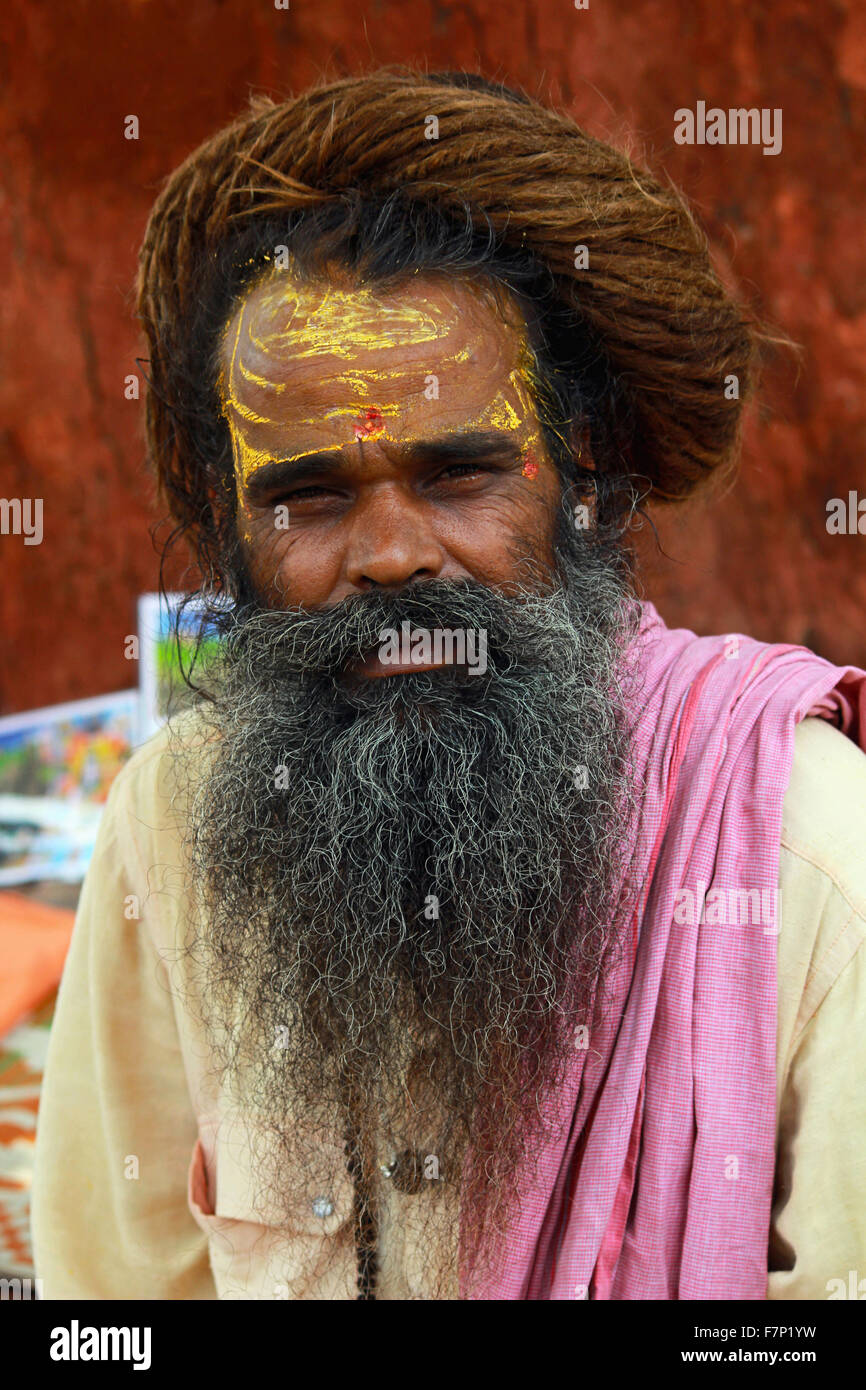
[776,717,866,1074]
[782,716,866,920]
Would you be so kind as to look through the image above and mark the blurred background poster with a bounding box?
[0,691,139,888]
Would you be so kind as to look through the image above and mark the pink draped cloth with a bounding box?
[466,601,866,1300]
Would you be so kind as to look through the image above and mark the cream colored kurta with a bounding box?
[30,712,866,1299]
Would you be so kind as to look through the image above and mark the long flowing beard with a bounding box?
[177,524,643,1294]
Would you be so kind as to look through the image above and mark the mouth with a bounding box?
[351,648,455,679]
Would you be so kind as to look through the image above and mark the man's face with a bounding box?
[218,267,562,646]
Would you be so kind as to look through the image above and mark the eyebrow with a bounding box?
[242,430,525,498]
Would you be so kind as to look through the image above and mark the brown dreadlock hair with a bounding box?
[136,65,762,599]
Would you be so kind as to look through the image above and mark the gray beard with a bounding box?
[178,520,643,1288]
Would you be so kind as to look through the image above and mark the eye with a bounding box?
[277,484,332,502]
[434,462,488,483]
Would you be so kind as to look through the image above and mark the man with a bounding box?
[32,68,866,1300]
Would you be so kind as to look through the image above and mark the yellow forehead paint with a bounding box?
[220,279,466,484]
[219,273,547,488]
[221,279,462,409]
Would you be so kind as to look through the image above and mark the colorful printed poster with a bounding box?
[0,690,139,886]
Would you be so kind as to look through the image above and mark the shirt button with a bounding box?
[311,1195,335,1219]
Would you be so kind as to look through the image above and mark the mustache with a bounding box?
[215,575,573,680]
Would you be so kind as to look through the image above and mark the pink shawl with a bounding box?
[468,600,866,1300]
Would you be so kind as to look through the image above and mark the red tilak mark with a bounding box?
[521,450,539,480]
[353,408,385,440]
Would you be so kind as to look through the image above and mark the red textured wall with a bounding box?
[2,0,864,715]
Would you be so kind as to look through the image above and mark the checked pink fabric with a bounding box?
[466,600,866,1301]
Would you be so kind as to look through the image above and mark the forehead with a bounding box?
[217,269,535,443]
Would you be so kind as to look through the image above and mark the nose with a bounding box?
[343,485,447,591]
